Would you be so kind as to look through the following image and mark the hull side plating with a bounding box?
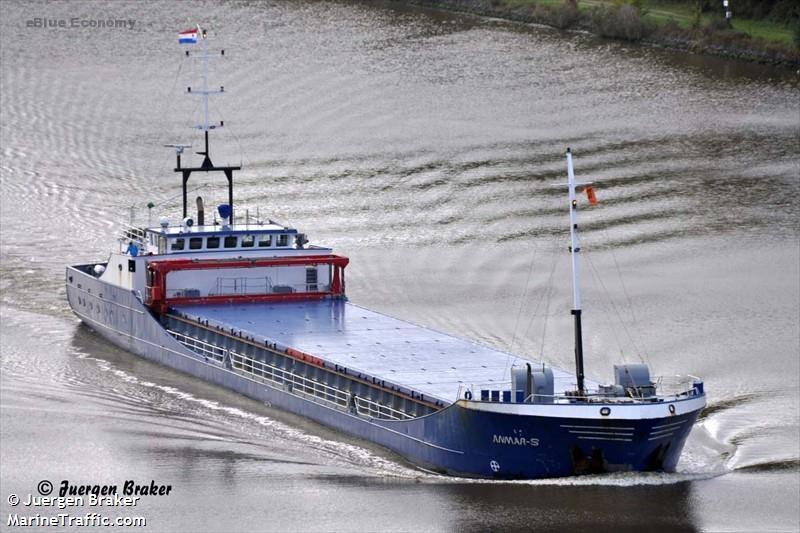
[66,266,701,479]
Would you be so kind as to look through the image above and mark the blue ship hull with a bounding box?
[379,403,700,478]
[66,265,704,479]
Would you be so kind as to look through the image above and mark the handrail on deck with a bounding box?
[230,350,351,409]
[166,329,417,420]
[354,396,415,421]
[457,374,702,405]
[119,224,147,250]
[168,329,226,363]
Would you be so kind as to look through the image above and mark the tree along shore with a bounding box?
[399,0,800,68]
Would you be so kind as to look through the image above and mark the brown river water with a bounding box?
[1,1,798,531]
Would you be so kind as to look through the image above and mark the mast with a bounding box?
[566,148,586,396]
[172,26,240,224]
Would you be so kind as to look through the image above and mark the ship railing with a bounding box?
[163,282,333,300]
[458,376,702,405]
[120,223,147,248]
[212,276,273,296]
[653,375,702,397]
[207,280,330,296]
[228,350,351,410]
[167,330,416,418]
[167,329,226,364]
[354,396,415,421]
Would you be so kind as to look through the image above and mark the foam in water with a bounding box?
[83,354,425,480]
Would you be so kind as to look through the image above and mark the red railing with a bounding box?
[145,254,349,313]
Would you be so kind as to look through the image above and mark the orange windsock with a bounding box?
[585,186,598,205]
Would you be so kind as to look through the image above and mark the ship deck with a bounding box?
[172,299,584,404]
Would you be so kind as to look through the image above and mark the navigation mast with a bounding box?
[171,26,240,224]
[566,148,586,396]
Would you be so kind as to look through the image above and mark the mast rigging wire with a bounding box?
[585,250,646,364]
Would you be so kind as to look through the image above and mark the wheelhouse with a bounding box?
[141,224,305,256]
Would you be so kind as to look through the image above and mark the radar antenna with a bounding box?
[164,143,192,169]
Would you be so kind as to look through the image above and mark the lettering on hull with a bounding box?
[492,434,539,447]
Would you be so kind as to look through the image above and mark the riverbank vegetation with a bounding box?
[410,0,800,66]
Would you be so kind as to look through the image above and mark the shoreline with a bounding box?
[397,0,800,69]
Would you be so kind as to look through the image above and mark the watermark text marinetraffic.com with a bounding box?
[26,17,136,30]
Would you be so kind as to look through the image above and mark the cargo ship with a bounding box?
[65,29,706,479]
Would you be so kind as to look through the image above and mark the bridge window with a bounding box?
[224,236,238,248]
[242,235,255,248]
[206,236,220,249]
[189,237,203,250]
[277,234,288,247]
[171,238,185,251]
[258,235,272,247]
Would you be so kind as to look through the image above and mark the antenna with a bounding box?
[164,144,192,169]
[185,27,226,166]
[176,28,240,223]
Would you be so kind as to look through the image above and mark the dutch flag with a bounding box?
[178,28,198,44]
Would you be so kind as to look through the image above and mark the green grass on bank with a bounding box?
[647,2,795,44]
[504,0,796,45]
[731,18,794,44]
